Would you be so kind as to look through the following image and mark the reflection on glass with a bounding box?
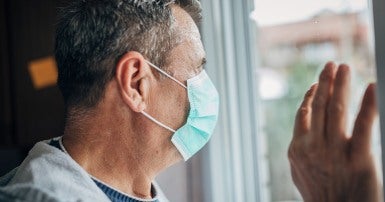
[252,0,380,201]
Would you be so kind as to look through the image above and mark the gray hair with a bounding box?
[55,0,202,109]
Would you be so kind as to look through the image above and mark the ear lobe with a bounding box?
[115,51,151,112]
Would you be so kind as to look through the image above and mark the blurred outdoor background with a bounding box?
[252,0,381,200]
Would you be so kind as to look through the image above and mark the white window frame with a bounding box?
[372,0,385,195]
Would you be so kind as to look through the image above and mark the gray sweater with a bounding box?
[0,139,168,202]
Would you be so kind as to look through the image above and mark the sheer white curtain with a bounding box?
[199,0,265,201]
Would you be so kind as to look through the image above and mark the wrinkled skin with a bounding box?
[288,62,380,202]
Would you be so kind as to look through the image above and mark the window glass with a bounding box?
[251,0,381,201]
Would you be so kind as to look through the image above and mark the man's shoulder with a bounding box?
[0,183,62,202]
[0,164,65,202]
[0,138,110,202]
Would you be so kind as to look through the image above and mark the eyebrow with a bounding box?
[201,57,207,66]
[200,57,207,68]
[194,57,207,70]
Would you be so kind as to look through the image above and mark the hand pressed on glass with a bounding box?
[288,62,380,202]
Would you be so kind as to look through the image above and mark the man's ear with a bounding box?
[115,51,151,112]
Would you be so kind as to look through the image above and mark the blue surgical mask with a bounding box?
[141,61,219,161]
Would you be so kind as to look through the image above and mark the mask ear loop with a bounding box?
[141,111,176,133]
[141,60,188,133]
[146,60,187,89]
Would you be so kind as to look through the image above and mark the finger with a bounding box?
[294,83,318,136]
[351,84,378,154]
[326,64,351,142]
[311,62,337,140]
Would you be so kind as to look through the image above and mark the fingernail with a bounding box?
[368,83,376,89]
[310,83,318,90]
[306,83,318,96]
[325,62,336,73]
[320,63,335,81]
[339,64,350,72]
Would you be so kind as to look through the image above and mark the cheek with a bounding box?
[173,89,189,125]
[184,93,190,119]
[156,84,189,128]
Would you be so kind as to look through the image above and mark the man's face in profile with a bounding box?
[146,5,208,160]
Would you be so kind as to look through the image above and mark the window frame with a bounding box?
[372,0,385,194]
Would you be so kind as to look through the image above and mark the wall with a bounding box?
[0,0,68,175]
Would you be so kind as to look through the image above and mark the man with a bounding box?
[0,0,218,201]
[0,1,380,202]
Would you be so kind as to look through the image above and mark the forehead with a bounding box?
[172,6,201,45]
[167,5,205,76]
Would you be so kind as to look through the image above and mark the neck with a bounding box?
[62,107,160,199]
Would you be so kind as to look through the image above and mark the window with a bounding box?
[196,0,382,201]
[252,0,381,201]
